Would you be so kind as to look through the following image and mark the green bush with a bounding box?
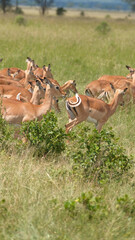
[15,15,26,26]
[20,112,67,156]
[69,127,132,182]
[117,194,135,217]
[14,7,24,15]
[80,11,85,17]
[56,7,66,16]
[96,21,111,34]
[64,191,109,220]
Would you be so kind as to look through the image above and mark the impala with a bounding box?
[98,65,135,82]
[1,79,65,124]
[61,80,78,95]
[85,79,114,101]
[34,64,53,79]
[0,80,45,105]
[65,85,127,133]
[19,67,37,87]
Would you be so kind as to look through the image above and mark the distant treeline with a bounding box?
[11,0,130,11]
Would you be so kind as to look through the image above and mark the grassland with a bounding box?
[0,12,135,240]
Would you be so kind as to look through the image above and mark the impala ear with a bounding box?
[36,79,41,86]
[126,65,135,73]
[110,83,116,93]
[7,68,11,76]
[126,65,131,70]
[26,57,31,62]
[48,64,51,71]
[44,77,53,87]
[28,81,33,86]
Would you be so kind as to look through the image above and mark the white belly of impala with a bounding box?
[87,116,97,124]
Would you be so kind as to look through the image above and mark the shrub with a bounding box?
[56,7,66,16]
[64,191,109,219]
[14,7,24,15]
[15,16,26,26]
[68,127,132,182]
[20,112,67,156]
[117,194,135,217]
[96,21,111,35]
[80,11,85,17]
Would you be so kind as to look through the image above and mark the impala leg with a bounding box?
[65,116,87,133]
[96,122,104,132]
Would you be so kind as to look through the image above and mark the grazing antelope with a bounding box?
[98,65,135,82]
[65,84,127,133]
[85,79,114,102]
[61,80,78,95]
[1,79,66,124]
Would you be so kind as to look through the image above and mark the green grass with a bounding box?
[0,13,135,239]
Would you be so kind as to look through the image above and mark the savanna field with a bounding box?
[1,11,135,240]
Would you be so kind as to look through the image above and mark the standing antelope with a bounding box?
[65,85,127,133]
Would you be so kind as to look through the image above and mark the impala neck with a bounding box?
[36,84,52,118]
[61,82,69,91]
[108,92,121,116]
[30,88,39,105]
[132,73,135,84]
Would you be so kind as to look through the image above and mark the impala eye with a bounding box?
[56,86,59,90]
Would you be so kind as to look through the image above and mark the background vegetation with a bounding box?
[0,12,135,240]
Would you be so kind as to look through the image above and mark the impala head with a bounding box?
[110,83,128,106]
[45,78,66,98]
[26,57,37,71]
[64,80,78,93]
[52,97,61,112]
[126,65,135,79]
[42,64,53,79]
[30,80,45,104]
[34,80,45,99]
[26,67,37,81]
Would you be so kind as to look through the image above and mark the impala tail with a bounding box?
[66,93,81,120]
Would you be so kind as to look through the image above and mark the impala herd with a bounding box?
[0,57,134,135]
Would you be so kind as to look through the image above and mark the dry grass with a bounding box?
[0,13,134,240]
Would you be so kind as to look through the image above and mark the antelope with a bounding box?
[85,79,114,101]
[0,77,23,87]
[19,67,37,87]
[0,67,25,80]
[98,65,135,82]
[0,80,45,105]
[1,79,66,124]
[61,80,78,95]
[65,84,128,133]
[34,64,53,79]
[85,76,135,103]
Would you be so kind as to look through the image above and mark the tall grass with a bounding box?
[0,14,135,239]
